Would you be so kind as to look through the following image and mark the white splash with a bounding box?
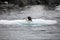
[0,19,57,26]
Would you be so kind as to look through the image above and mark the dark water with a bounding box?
[0,5,60,40]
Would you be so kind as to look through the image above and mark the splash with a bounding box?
[0,19,57,26]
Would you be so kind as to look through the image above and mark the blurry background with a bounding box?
[0,0,60,40]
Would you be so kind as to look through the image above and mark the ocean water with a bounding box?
[0,5,60,40]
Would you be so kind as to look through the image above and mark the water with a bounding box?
[0,5,60,40]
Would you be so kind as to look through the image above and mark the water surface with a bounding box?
[0,5,60,40]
